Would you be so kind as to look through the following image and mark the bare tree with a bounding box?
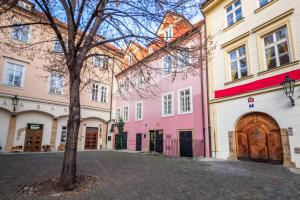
[0,0,205,189]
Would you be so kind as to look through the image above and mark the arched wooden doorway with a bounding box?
[236,112,283,164]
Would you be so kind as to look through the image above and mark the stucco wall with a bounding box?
[0,109,10,151]
[215,86,300,167]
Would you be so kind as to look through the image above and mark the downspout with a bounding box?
[198,27,206,157]
[106,57,115,148]
[200,8,212,158]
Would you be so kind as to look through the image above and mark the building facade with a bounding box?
[0,1,122,153]
[115,13,210,157]
[202,0,300,168]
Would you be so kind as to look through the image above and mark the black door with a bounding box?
[180,131,193,157]
[122,132,128,149]
[136,133,142,151]
[150,130,163,153]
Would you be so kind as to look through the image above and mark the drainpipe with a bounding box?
[200,8,212,158]
[106,57,115,148]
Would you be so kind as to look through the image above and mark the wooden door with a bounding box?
[24,124,43,152]
[179,131,193,157]
[236,131,248,160]
[236,113,283,164]
[248,126,268,161]
[85,127,98,150]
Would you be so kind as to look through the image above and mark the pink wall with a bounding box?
[115,31,210,157]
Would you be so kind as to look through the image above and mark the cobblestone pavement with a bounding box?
[0,151,300,200]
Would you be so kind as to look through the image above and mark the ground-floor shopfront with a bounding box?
[0,95,112,153]
[210,86,300,168]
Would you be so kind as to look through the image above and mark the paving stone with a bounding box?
[0,151,299,200]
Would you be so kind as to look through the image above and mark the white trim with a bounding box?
[1,58,26,89]
[123,105,129,122]
[177,86,193,115]
[135,100,143,121]
[161,91,174,117]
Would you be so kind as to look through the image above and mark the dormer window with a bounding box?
[128,54,134,65]
[17,0,33,11]
[165,27,173,41]
[148,46,153,54]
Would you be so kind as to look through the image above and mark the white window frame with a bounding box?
[91,83,99,101]
[225,0,243,27]
[2,60,26,88]
[165,26,173,41]
[116,108,121,122]
[11,23,30,43]
[49,71,64,95]
[100,85,108,103]
[263,26,291,69]
[162,92,174,117]
[135,101,143,121]
[163,56,173,75]
[123,105,129,122]
[177,86,193,114]
[228,45,248,81]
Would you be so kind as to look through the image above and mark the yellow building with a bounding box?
[202,0,300,168]
[0,1,123,152]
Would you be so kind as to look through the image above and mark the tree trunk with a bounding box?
[60,69,81,189]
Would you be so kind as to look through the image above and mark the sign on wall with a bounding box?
[248,97,255,108]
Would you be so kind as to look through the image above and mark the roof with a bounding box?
[116,19,205,77]
[10,2,124,57]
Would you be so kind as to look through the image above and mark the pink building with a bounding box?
[115,12,210,157]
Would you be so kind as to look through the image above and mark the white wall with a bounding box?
[0,109,10,151]
[14,111,53,148]
[79,118,104,150]
[215,86,300,167]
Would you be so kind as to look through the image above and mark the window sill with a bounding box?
[135,119,143,122]
[258,60,299,76]
[162,114,174,118]
[254,0,279,14]
[178,111,193,115]
[48,92,64,96]
[224,74,254,86]
[223,18,245,32]
[0,83,24,89]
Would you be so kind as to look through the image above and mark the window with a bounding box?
[100,86,107,103]
[137,73,144,87]
[259,0,270,7]
[49,72,64,95]
[163,56,172,75]
[165,27,173,41]
[226,0,242,26]
[92,83,99,101]
[228,46,248,81]
[3,62,24,87]
[148,46,153,54]
[124,79,130,91]
[116,108,121,122]
[135,101,143,121]
[17,1,32,10]
[123,105,129,122]
[162,93,173,116]
[53,41,63,53]
[178,87,192,114]
[60,126,67,144]
[178,51,190,70]
[94,55,108,68]
[263,26,291,69]
[128,54,134,65]
[12,24,29,43]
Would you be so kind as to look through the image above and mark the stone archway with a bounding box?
[228,112,295,167]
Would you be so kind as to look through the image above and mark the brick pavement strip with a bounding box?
[0,151,300,200]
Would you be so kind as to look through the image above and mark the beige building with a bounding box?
[0,1,123,152]
[203,0,300,168]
